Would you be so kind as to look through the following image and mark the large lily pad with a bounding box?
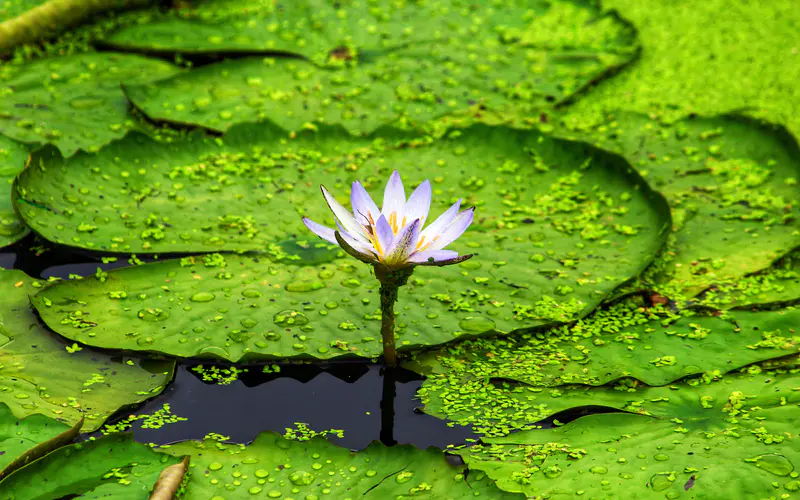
[0,269,174,431]
[459,368,800,498]
[412,305,800,387]
[163,431,522,499]
[0,432,183,498]
[557,112,800,297]
[0,135,29,247]
[115,0,638,133]
[0,52,181,156]
[24,122,669,359]
[419,354,800,437]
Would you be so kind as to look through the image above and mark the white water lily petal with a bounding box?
[403,180,432,228]
[335,220,378,261]
[351,181,380,227]
[305,172,473,270]
[381,170,406,220]
[428,208,475,251]
[321,185,366,241]
[374,214,395,256]
[302,218,337,245]
[408,249,458,264]
[383,219,421,265]
[420,199,462,244]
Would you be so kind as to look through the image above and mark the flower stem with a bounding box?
[374,265,413,367]
[379,281,399,366]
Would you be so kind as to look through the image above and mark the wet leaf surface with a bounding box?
[0,269,175,431]
[412,304,800,387]
[457,367,800,498]
[162,431,522,499]
[557,113,800,298]
[114,0,637,133]
[0,52,182,156]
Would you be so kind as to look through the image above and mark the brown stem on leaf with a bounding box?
[0,0,151,55]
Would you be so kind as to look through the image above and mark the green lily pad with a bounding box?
[0,269,175,431]
[0,432,183,498]
[0,135,29,247]
[419,353,800,437]
[23,122,669,360]
[163,431,522,499]
[0,402,81,481]
[460,368,800,498]
[557,112,800,298]
[115,0,637,134]
[0,52,181,156]
[412,305,800,387]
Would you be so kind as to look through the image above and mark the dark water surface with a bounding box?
[2,235,480,449]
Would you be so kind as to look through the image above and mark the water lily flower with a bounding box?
[302,170,474,270]
[302,170,475,366]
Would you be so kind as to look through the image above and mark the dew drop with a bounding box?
[458,316,496,333]
[289,471,315,486]
[650,473,674,491]
[191,292,216,303]
[285,280,324,292]
[589,466,608,475]
[754,454,794,476]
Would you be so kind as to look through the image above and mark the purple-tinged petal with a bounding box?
[419,199,462,245]
[416,253,474,267]
[302,218,337,244]
[428,207,475,251]
[351,181,380,227]
[408,249,458,264]
[336,219,377,257]
[381,170,406,222]
[321,185,366,241]
[374,214,395,257]
[383,218,421,265]
[335,231,378,265]
[403,180,431,229]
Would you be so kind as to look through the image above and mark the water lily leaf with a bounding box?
[557,112,800,297]
[0,269,175,431]
[115,0,637,133]
[420,348,800,437]
[0,52,181,156]
[459,368,800,498]
[411,306,800,387]
[0,135,30,247]
[0,432,183,498]
[23,122,669,360]
[0,402,80,481]
[162,431,522,499]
